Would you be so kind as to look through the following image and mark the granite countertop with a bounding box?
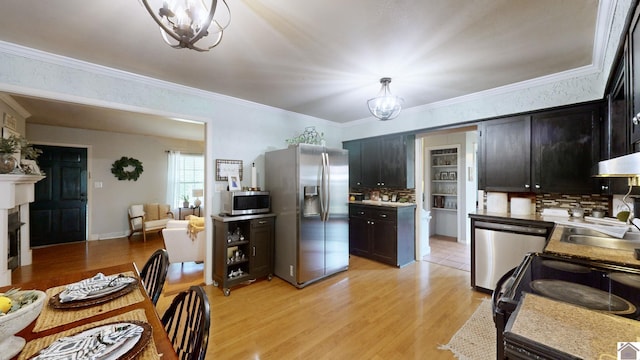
[505,293,640,358]
[349,200,416,208]
[545,224,640,268]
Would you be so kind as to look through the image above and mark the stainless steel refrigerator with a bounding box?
[265,144,349,288]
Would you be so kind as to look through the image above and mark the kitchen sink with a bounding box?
[559,226,640,251]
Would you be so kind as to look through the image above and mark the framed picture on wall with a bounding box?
[216,159,243,181]
[228,174,241,191]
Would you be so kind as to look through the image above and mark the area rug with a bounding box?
[439,299,496,359]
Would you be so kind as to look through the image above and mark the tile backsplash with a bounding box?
[479,192,613,216]
[351,188,416,203]
[534,193,611,216]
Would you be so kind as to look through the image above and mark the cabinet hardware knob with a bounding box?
[535,184,541,189]
[380,214,387,218]
[524,184,530,189]
[253,247,256,256]
[634,115,640,125]
[601,185,609,190]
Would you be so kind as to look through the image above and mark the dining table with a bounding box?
[2,262,178,360]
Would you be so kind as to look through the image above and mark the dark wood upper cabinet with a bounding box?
[607,46,631,160]
[343,134,415,189]
[531,104,601,194]
[630,3,640,147]
[343,141,362,187]
[478,115,531,192]
[479,103,602,194]
[360,138,381,187]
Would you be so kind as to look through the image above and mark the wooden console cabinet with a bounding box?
[212,213,275,296]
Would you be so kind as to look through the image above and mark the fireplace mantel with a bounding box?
[0,174,44,286]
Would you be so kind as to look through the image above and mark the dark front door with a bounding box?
[30,145,88,246]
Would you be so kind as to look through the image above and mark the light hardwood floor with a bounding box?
[12,233,489,359]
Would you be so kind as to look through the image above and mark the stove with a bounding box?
[493,252,640,359]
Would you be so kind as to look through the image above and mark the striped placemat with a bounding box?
[33,271,145,332]
[19,309,160,360]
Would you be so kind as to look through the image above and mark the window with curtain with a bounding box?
[167,151,204,209]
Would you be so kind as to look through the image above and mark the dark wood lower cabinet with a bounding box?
[349,203,415,267]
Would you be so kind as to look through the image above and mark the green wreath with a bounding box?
[111,156,143,181]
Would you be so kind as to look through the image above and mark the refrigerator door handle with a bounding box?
[320,152,328,221]
[324,152,331,221]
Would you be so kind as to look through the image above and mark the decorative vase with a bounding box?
[0,153,16,174]
[183,201,190,208]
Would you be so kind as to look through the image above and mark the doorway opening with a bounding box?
[416,126,477,271]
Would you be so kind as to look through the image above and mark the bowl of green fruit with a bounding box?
[0,289,46,360]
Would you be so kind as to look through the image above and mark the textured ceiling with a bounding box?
[0,0,602,140]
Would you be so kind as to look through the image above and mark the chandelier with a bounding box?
[141,0,231,52]
[367,77,404,121]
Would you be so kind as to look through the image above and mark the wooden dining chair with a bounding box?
[161,286,210,360]
[139,248,169,305]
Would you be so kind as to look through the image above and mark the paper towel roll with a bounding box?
[486,192,508,213]
[510,197,532,215]
[251,164,257,189]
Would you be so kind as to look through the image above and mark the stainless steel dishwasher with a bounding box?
[472,220,548,292]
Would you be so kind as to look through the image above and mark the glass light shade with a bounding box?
[367,78,404,121]
[141,0,230,52]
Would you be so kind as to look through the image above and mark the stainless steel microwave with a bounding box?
[222,191,270,216]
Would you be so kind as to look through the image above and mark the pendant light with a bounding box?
[367,77,404,121]
[141,0,230,52]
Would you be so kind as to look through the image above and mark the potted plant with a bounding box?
[16,136,43,175]
[182,195,190,208]
[17,137,42,161]
[0,135,19,174]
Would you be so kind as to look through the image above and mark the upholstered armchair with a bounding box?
[162,218,205,264]
[128,203,174,242]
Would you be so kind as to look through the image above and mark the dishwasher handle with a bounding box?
[474,221,547,236]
